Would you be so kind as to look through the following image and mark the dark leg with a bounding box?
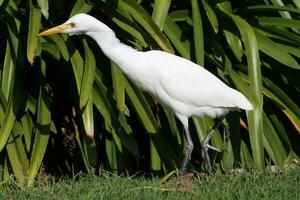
[201,115,226,174]
[177,115,194,174]
[180,124,194,173]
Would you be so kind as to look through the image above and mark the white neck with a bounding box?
[86,27,139,71]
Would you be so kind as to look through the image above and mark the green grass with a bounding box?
[1,167,299,200]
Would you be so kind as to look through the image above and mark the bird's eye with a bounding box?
[70,22,75,28]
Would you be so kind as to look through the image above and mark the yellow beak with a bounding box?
[38,23,73,37]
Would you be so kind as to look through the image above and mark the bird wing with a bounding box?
[148,51,239,109]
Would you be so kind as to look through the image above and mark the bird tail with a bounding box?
[234,91,253,110]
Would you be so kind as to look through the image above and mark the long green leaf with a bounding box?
[152,0,171,30]
[229,14,264,172]
[111,63,126,112]
[2,42,15,100]
[118,0,174,53]
[202,0,218,33]
[37,0,49,19]
[80,39,96,109]
[0,97,17,151]
[69,0,93,17]
[218,1,243,62]
[6,133,26,185]
[254,29,300,69]
[66,38,84,93]
[258,17,300,29]
[27,0,41,65]
[48,35,69,61]
[163,17,190,59]
[192,0,204,65]
[169,10,192,24]
[27,59,51,186]
[125,80,158,133]
[41,42,61,60]
[21,112,33,152]
[246,5,300,14]
[82,96,94,138]
[263,112,287,167]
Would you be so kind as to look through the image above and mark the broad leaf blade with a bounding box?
[27,0,41,65]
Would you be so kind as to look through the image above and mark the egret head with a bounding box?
[38,13,110,37]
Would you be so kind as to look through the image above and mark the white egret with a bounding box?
[38,13,253,174]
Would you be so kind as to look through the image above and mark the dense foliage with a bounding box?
[0,0,299,186]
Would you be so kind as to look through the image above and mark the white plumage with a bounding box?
[38,13,253,174]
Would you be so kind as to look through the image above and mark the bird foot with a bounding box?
[205,144,223,152]
[180,143,194,174]
[201,142,223,175]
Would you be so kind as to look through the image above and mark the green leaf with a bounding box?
[82,96,94,138]
[262,77,300,132]
[258,17,300,29]
[254,29,300,69]
[163,17,190,59]
[118,0,174,53]
[240,140,254,168]
[48,35,69,61]
[111,63,126,112]
[27,0,41,65]
[169,10,192,24]
[27,59,51,186]
[191,0,204,65]
[125,80,158,133]
[69,0,93,17]
[262,112,287,167]
[6,132,26,185]
[67,39,84,94]
[80,39,96,109]
[37,0,49,19]
[229,14,264,172]
[0,97,17,151]
[150,138,161,171]
[222,138,234,171]
[246,5,300,15]
[218,1,243,62]
[152,0,171,30]
[105,138,118,171]
[202,0,218,33]
[293,0,300,8]
[2,42,15,101]
[41,42,61,60]
[21,112,33,152]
